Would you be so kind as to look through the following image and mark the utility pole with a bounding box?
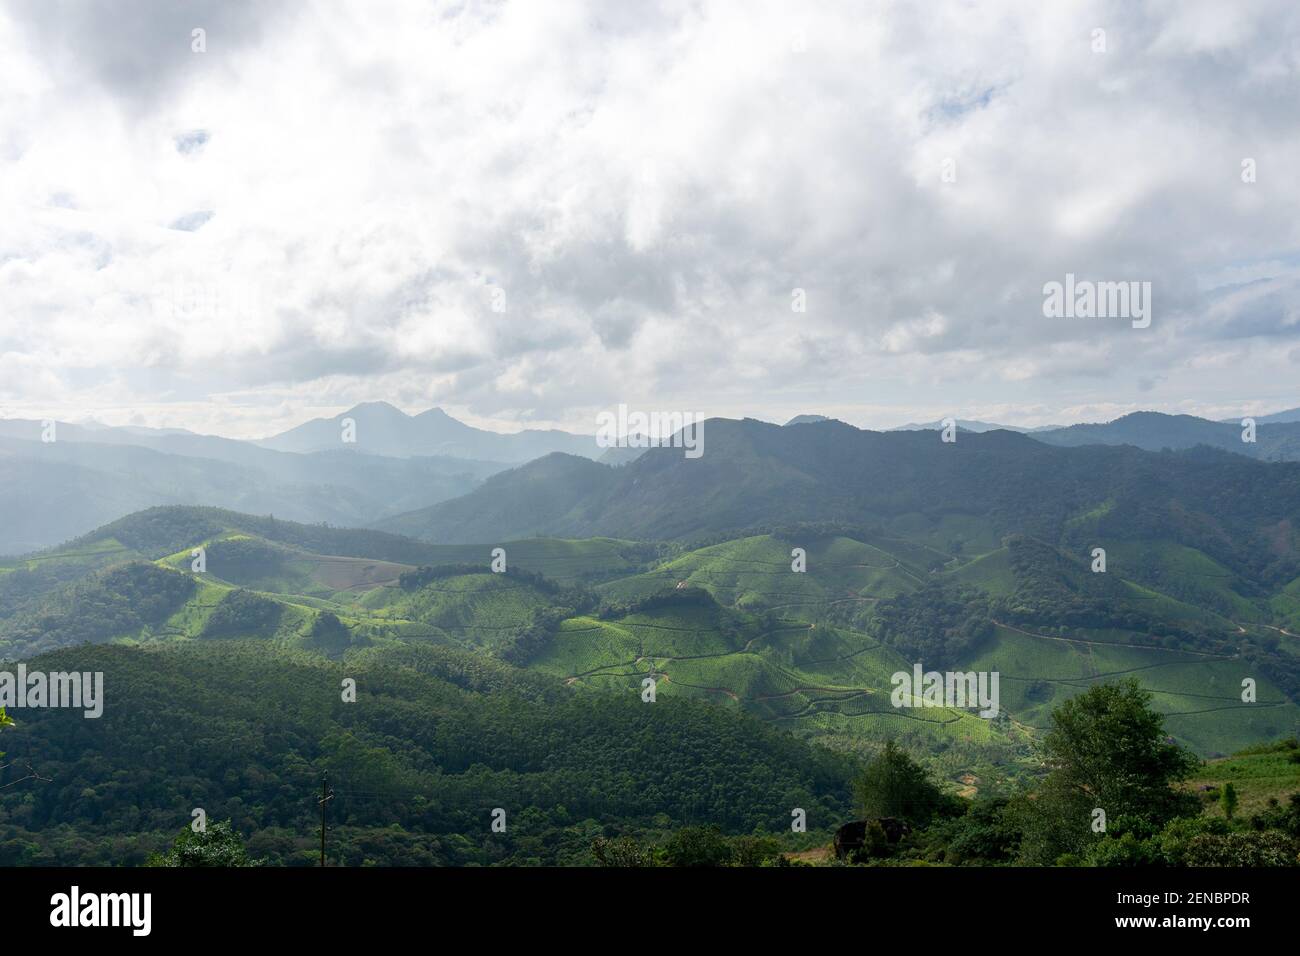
[318,773,334,867]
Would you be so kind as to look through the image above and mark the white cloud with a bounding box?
[1,0,1298,438]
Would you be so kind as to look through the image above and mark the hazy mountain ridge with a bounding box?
[378,417,1300,589]
[888,419,1042,433]
[258,400,603,462]
[5,403,1299,556]
[0,424,502,556]
[1034,410,1300,460]
[890,408,1300,448]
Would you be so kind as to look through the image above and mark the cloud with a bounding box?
[8,0,284,112]
[0,0,1298,437]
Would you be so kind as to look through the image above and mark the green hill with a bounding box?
[596,533,923,614]
[6,506,1296,765]
[375,420,1300,596]
[1184,739,1300,816]
[2,500,1298,868]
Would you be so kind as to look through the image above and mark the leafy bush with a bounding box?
[1182,831,1300,867]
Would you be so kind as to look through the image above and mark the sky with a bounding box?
[1,0,1298,440]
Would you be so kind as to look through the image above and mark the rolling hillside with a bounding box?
[5,506,1295,766]
[2,497,1298,868]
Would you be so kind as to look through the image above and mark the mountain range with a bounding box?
[0,417,502,555]
[1034,411,1300,460]
[891,410,1300,458]
[376,416,1300,576]
[2,407,1298,865]
[257,400,602,461]
[2,402,1299,556]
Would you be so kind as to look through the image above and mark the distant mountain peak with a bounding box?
[260,402,600,463]
[784,414,832,426]
[342,400,408,418]
[888,418,1027,434]
[413,406,454,420]
[1109,411,1197,423]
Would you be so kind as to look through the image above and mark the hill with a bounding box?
[1218,406,1300,425]
[14,503,1290,761]
[377,418,1300,592]
[0,507,658,659]
[0,498,1297,873]
[0,431,499,556]
[1034,411,1300,462]
[889,419,1033,433]
[372,453,618,543]
[259,401,601,462]
[1184,739,1300,816]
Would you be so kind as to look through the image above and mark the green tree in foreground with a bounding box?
[146,819,263,867]
[1044,679,1199,821]
[1018,679,1199,864]
[854,739,948,827]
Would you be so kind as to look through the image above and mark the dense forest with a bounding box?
[4,661,1294,866]
[0,641,853,865]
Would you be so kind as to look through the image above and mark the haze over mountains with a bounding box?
[0,409,505,555]
[258,401,602,461]
[1034,412,1300,461]
[0,401,612,554]
[2,401,1299,556]
[888,419,1053,433]
[1251,408,1300,424]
